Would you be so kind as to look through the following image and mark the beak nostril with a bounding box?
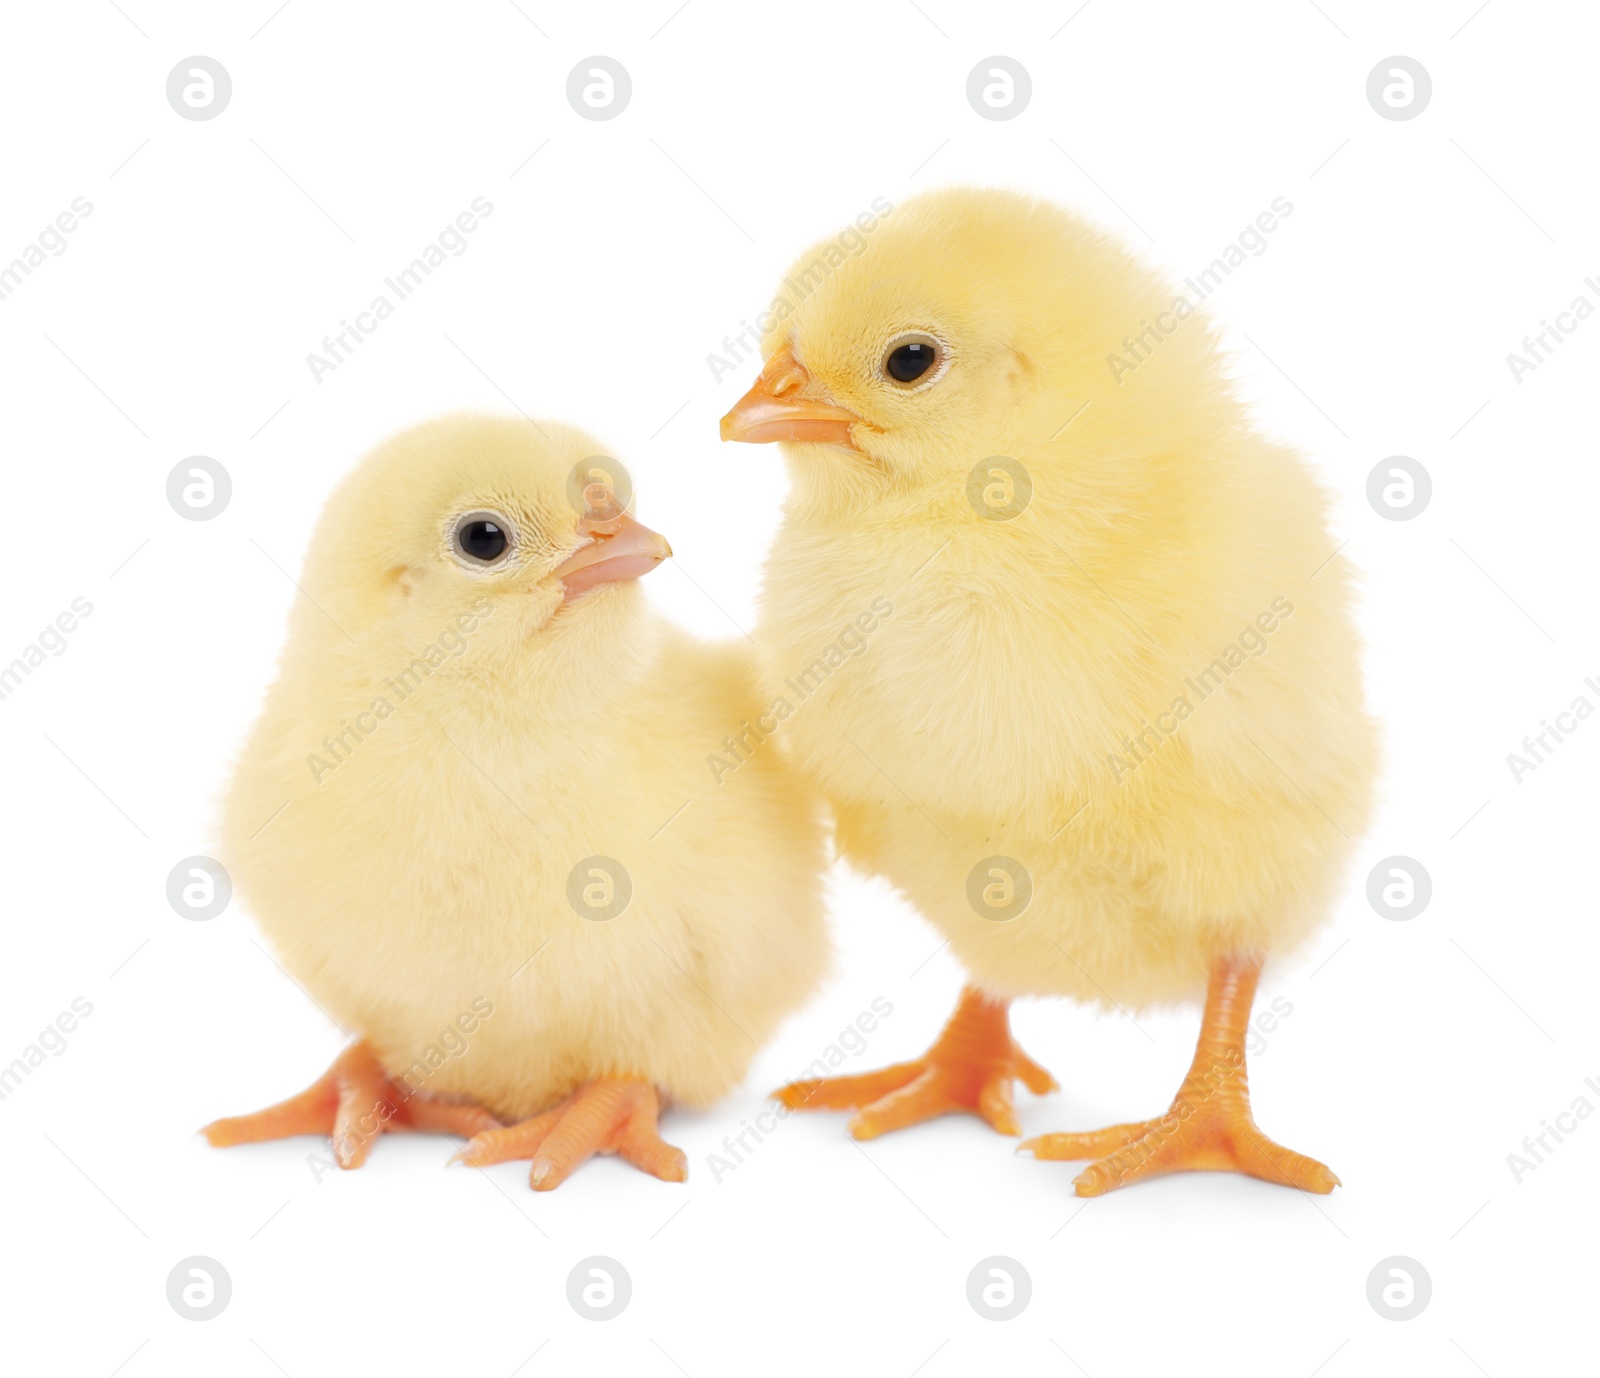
[761,350,809,397]
[578,513,623,538]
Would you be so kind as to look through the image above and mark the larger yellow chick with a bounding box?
[205,415,828,1189]
[721,188,1375,1196]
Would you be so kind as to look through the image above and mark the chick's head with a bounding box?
[300,415,670,679]
[722,187,1218,515]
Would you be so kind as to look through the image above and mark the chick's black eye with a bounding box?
[460,521,506,561]
[453,512,512,565]
[883,336,942,386]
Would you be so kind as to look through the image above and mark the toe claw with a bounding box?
[1072,1163,1115,1197]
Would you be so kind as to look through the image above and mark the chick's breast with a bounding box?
[757,440,1375,1011]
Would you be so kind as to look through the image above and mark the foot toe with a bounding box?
[846,1069,948,1140]
[468,1079,681,1191]
[454,1106,563,1167]
[402,1095,503,1138]
[1020,1121,1154,1161]
[773,991,1057,1140]
[1234,1128,1341,1193]
[977,1076,1021,1137]
[1015,1049,1060,1096]
[1071,1159,1123,1197]
[774,1061,923,1111]
[204,1042,505,1168]
[620,1134,689,1184]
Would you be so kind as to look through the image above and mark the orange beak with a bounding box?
[719,349,863,450]
[553,511,672,602]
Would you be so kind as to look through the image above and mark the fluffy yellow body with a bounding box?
[223,417,828,1121]
[752,190,1376,1009]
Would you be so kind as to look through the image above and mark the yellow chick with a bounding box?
[204,415,827,1189]
[721,188,1375,1196]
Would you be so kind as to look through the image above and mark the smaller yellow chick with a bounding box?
[204,415,828,1189]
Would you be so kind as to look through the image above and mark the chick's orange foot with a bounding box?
[202,1040,501,1168]
[772,985,1057,1138]
[1022,1108,1339,1198]
[1020,956,1339,1197]
[454,1078,687,1191]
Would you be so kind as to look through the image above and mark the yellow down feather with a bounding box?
[753,188,1377,1008]
[223,415,828,1119]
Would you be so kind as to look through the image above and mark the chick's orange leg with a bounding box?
[773,986,1057,1139]
[1020,955,1339,1196]
[454,1078,687,1191]
[202,1041,501,1168]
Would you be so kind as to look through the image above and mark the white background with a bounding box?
[1,1,1595,1374]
